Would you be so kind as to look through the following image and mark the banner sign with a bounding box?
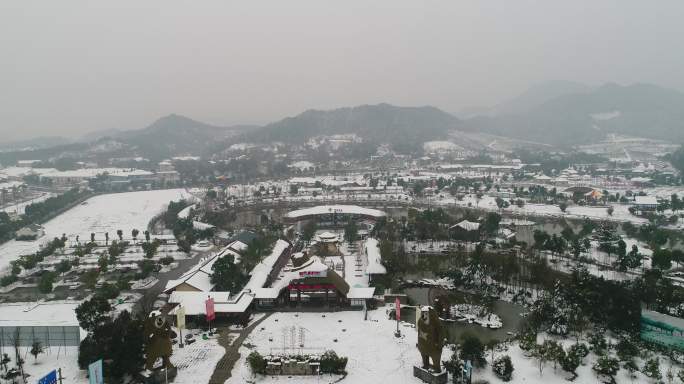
[38,370,57,384]
[206,297,215,322]
[88,359,104,384]
[287,283,336,291]
[298,270,327,278]
[176,305,186,330]
[395,297,401,321]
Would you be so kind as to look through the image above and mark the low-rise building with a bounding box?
[634,195,658,211]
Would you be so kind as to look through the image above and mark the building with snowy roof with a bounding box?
[39,167,157,187]
[634,195,659,211]
[364,238,386,277]
[449,220,482,241]
[164,240,247,293]
[0,301,82,347]
[285,205,386,228]
[167,239,292,320]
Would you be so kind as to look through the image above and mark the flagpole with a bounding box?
[394,297,401,337]
[178,319,184,349]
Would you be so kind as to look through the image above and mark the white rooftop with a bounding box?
[285,205,386,219]
[364,238,386,275]
[451,220,480,231]
[634,196,658,205]
[0,301,80,327]
[169,291,231,316]
[347,287,376,299]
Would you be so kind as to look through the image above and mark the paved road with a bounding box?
[209,313,272,384]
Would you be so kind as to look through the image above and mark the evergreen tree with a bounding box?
[211,254,247,292]
[460,333,486,367]
[302,220,317,244]
[75,296,112,333]
[343,220,358,244]
[38,272,55,294]
[593,355,619,383]
[492,355,514,382]
[560,345,581,380]
[643,357,662,381]
[29,341,43,363]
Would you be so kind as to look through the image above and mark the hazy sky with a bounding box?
[1,1,684,142]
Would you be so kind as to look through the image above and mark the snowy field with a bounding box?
[227,310,431,384]
[172,336,225,384]
[0,189,190,272]
[6,346,86,384]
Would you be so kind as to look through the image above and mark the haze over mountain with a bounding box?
[112,114,254,160]
[3,81,684,160]
[250,103,460,151]
[490,80,593,116]
[460,80,592,118]
[461,82,684,147]
[0,136,73,151]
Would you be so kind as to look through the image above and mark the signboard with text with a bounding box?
[298,269,327,278]
[38,370,57,384]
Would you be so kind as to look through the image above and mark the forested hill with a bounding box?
[249,103,461,152]
[114,114,252,160]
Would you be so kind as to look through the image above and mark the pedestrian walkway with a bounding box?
[208,313,272,384]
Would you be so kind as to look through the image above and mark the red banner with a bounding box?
[206,297,215,322]
[287,283,336,291]
[395,297,401,321]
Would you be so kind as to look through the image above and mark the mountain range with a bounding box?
[3,81,683,160]
[249,103,460,151]
[461,82,684,146]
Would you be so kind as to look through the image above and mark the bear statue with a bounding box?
[144,310,177,371]
[416,306,444,372]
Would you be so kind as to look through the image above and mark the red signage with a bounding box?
[298,270,327,278]
[205,297,215,322]
[395,297,401,321]
[288,283,336,291]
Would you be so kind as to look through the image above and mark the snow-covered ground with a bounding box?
[432,194,649,225]
[172,335,225,384]
[227,310,676,384]
[9,346,86,384]
[7,310,677,384]
[0,189,190,272]
[226,310,431,384]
